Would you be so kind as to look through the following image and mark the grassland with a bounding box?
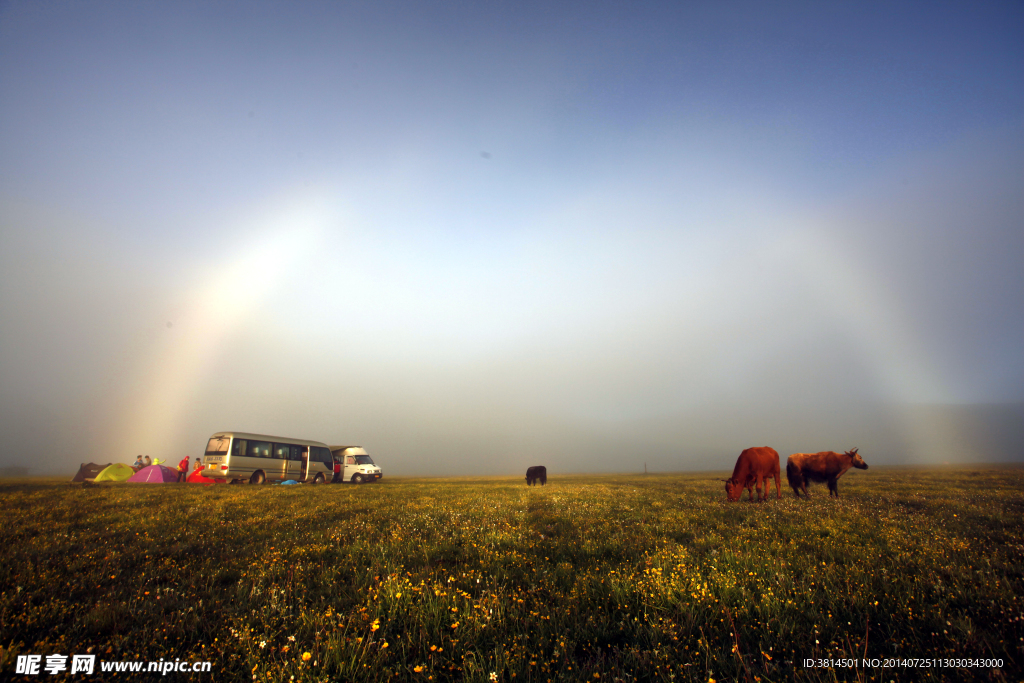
[1,467,1022,682]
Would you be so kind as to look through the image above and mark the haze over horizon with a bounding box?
[2,2,1022,476]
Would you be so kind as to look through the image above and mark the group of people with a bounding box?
[131,454,204,482]
[178,455,203,482]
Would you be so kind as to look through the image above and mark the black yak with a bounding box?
[525,466,547,486]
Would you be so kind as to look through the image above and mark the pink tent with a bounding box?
[127,464,180,483]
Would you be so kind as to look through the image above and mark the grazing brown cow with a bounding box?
[724,447,781,502]
[786,448,868,499]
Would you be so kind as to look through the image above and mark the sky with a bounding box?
[1,1,1022,476]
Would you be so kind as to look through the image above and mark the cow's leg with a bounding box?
[774,472,782,499]
[755,473,764,502]
[828,478,838,497]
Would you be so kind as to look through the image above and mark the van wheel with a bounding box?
[314,473,325,485]
[352,474,364,484]
[250,471,265,485]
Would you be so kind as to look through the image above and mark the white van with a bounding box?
[330,446,382,483]
[202,432,335,484]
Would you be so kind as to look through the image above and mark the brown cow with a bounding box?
[724,447,781,502]
[786,448,868,499]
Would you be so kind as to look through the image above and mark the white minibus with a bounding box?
[330,445,383,483]
[201,432,334,484]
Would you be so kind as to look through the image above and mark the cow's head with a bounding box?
[724,478,741,502]
[847,447,868,469]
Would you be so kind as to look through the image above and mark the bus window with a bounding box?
[205,436,230,455]
[232,439,247,457]
[247,441,271,458]
[290,445,306,461]
[311,446,332,466]
[273,443,291,460]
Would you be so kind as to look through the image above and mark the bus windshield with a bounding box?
[355,455,374,465]
[205,436,231,455]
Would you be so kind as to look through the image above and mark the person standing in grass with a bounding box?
[178,455,190,482]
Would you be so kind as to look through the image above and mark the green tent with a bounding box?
[93,463,135,483]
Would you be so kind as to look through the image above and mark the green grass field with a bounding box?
[1,468,1022,682]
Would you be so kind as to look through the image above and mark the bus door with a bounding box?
[291,445,307,481]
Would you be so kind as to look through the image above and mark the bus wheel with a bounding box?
[314,473,325,485]
[352,474,364,484]
[250,471,265,485]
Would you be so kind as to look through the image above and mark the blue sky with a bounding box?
[1,1,1022,474]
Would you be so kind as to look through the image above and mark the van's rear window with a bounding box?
[205,437,231,455]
